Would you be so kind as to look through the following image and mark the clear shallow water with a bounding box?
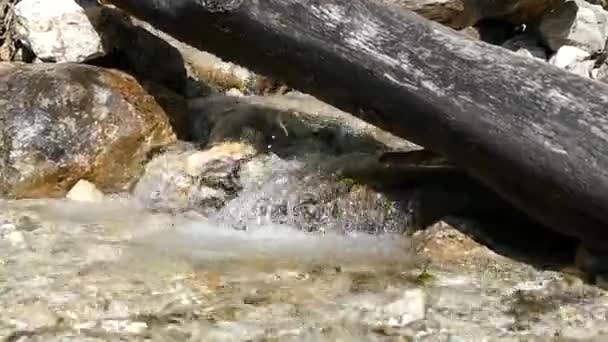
[10,153,414,268]
[0,195,423,341]
[1,156,608,341]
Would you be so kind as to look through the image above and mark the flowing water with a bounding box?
[1,155,608,341]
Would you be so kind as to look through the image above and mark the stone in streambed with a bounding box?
[132,142,256,214]
[66,179,105,202]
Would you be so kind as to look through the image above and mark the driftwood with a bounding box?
[103,0,608,250]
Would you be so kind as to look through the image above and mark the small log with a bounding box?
[103,0,608,249]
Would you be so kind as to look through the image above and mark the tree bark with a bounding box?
[103,0,608,249]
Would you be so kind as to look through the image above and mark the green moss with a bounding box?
[415,270,436,286]
[414,262,436,286]
[338,177,358,188]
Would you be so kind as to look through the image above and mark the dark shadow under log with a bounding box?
[102,0,608,250]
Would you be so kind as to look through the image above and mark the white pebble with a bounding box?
[7,231,27,248]
[66,180,104,202]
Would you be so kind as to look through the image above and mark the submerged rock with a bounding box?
[132,142,256,214]
[344,287,426,328]
[0,62,176,198]
[133,141,411,233]
[216,154,410,234]
[13,0,109,62]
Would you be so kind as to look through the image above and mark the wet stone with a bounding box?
[0,62,176,199]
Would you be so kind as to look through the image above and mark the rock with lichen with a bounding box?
[0,62,176,198]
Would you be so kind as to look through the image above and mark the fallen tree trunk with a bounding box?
[103,0,608,249]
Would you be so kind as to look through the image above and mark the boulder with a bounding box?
[0,62,176,198]
[539,0,608,53]
[12,0,110,62]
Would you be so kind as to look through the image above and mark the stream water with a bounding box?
[1,155,608,341]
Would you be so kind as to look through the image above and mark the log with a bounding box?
[103,0,608,250]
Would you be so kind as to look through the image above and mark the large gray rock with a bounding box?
[0,62,176,198]
[12,0,110,62]
[539,0,608,53]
